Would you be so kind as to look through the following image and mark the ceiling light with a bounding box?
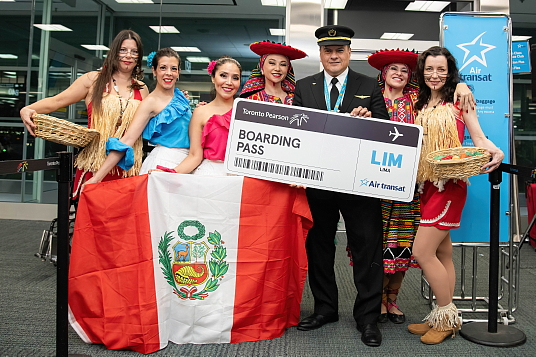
[405,1,450,12]
[512,36,532,41]
[261,0,347,8]
[261,0,286,6]
[270,29,286,36]
[150,26,180,33]
[186,56,211,63]
[380,32,414,40]
[33,24,73,31]
[115,0,153,3]
[81,45,110,50]
[0,54,18,59]
[325,0,348,9]
[0,0,16,2]
[171,47,201,52]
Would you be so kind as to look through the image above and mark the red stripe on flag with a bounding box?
[68,175,161,354]
[231,178,312,342]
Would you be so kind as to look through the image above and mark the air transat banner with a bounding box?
[442,13,511,243]
[225,99,423,202]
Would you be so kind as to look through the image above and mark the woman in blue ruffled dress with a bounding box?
[84,47,191,186]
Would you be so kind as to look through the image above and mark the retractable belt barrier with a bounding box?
[0,153,89,357]
[458,163,531,347]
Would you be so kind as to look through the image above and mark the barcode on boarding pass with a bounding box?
[234,157,324,181]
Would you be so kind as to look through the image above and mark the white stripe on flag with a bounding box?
[148,173,244,345]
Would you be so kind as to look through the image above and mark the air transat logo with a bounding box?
[456,32,496,71]
[158,220,228,300]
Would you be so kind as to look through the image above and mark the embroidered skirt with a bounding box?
[382,193,421,274]
[420,180,467,230]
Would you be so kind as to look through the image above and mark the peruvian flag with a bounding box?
[68,173,312,354]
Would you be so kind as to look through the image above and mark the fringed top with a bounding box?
[415,102,465,188]
[75,92,143,177]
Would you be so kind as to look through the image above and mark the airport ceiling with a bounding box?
[0,0,534,74]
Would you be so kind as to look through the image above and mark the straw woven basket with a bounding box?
[426,147,491,179]
[33,114,99,148]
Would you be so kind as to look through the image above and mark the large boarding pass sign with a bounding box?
[225,99,422,202]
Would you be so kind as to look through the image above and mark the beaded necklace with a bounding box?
[112,77,133,126]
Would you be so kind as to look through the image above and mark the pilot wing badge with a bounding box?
[389,126,404,142]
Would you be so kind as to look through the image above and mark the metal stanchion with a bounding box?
[0,154,90,357]
[56,152,71,357]
[55,152,90,357]
[460,167,526,346]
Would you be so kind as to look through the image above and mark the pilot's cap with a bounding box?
[315,25,354,46]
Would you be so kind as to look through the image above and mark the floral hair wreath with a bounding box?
[207,60,217,76]
[147,51,156,68]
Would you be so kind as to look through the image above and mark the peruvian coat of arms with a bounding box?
[158,220,228,300]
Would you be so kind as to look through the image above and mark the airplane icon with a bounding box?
[389,127,404,141]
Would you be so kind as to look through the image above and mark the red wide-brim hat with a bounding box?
[367,49,418,71]
[249,41,307,61]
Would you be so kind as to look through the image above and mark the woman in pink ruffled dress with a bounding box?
[167,56,242,176]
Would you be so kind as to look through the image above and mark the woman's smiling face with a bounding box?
[262,54,289,85]
[152,56,180,90]
[384,63,409,90]
[212,62,241,99]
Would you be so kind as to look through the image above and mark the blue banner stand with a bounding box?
[440,12,525,347]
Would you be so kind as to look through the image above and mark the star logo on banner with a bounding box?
[360,178,370,187]
[457,32,496,71]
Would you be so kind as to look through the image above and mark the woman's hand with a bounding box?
[20,107,37,136]
[454,83,476,112]
[481,147,504,174]
[148,168,163,174]
[289,184,306,189]
[80,176,101,193]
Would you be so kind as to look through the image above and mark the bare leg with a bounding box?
[437,232,455,299]
[412,226,452,306]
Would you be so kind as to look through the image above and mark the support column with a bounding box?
[286,0,325,80]
[33,0,53,202]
